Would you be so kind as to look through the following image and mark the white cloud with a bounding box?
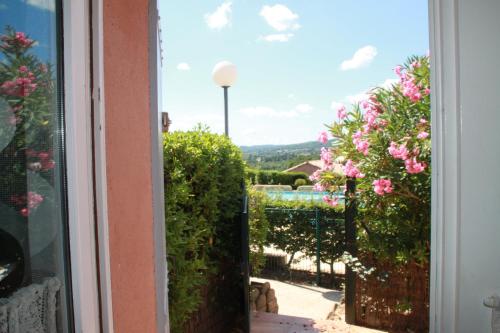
[205,2,232,30]
[176,63,191,71]
[294,104,313,114]
[288,93,295,99]
[26,0,55,11]
[259,4,300,32]
[240,104,312,118]
[379,78,399,89]
[259,33,294,42]
[340,45,378,71]
[346,91,369,104]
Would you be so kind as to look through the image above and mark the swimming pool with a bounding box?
[265,190,344,202]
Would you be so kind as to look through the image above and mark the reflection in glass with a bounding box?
[0,1,73,332]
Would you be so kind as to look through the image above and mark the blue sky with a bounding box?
[160,1,429,146]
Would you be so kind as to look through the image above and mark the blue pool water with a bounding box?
[265,191,344,202]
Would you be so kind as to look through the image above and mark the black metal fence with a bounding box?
[255,207,346,287]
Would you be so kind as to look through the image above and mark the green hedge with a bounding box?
[246,168,310,188]
[248,189,269,274]
[263,199,345,277]
[163,128,245,332]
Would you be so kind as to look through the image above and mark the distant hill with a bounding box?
[241,140,333,171]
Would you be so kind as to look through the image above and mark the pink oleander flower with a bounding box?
[343,159,365,178]
[1,77,37,97]
[15,32,33,47]
[420,118,427,124]
[309,170,322,181]
[401,76,422,102]
[27,191,44,209]
[318,131,328,144]
[424,88,431,95]
[388,142,409,160]
[352,130,363,141]
[394,65,403,77]
[19,65,28,73]
[337,105,347,119]
[20,208,29,217]
[417,131,429,139]
[1,31,34,49]
[364,109,378,128]
[405,157,426,174]
[352,130,369,155]
[411,61,421,69]
[323,195,338,207]
[320,147,333,169]
[372,178,393,196]
[313,182,325,192]
[356,139,370,156]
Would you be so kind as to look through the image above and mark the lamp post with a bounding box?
[212,61,237,136]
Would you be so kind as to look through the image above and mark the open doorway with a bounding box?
[159,1,430,332]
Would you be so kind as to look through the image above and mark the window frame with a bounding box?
[62,0,105,332]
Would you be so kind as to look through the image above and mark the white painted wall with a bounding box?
[430,0,500,332]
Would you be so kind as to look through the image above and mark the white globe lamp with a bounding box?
[212,61,237,136]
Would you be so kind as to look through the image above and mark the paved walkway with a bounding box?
[250,277,386,333]
[251,277,341,319]
[251,311,385,333]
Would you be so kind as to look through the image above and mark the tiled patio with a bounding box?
[251,311,385,333]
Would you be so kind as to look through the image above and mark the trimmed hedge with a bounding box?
[163,128,245,332]
[248,189,269,275]
[246,168,310,188]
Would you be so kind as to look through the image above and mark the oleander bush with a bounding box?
[314,55,431,331]
[163,127,245,332]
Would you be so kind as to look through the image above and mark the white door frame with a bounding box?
[63,0,117,331]
[63,0,105,332]
[63,0,456,331]
[429,0,461,332]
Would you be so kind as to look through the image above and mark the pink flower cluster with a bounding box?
[309,169,322,182]
[417,131,429,139]
[361,99,383,132]
[318,131,328,144]
[322,195,338,207]
[352,130,370,156]
[320,147,333,170]
[395,64,430,102]
[337,105,347,119]
[388,141,426,174]
[388,142,409,160]
[372,178,393,196]
[26,149,56,171]
[10,191,44,217]
[404,157,426,174]
[401,77,422,102]
[343,159,365,178]
[14,32,33,47]
[1,31,34,49]
[1,68,37,97]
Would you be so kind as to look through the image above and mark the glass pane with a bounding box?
[0,1,74,332]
